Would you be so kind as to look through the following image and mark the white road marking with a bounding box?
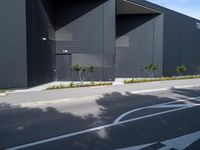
[159,131,200,150]
[115,143,156,150]
[174,84,200,89]
[113,101,175,125]
[114,96,200,124]
[6,96,200,150]
[150,103,198,108]
[6,124,114,150]
[117,131,200,150]
[130,88,169,94]
[130,84,200,94]
[115,107,191,125]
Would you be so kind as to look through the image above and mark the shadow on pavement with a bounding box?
[0,87,200,149]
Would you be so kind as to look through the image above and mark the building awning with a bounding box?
[116,0,161,15]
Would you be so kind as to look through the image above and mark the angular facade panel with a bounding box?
[115,14,163,78]
[26,0,56,87]
[0,0,200,88]
[128,0,200,77]
[55,0,116,81]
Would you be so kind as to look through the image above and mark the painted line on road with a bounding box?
[6,96,200,150]
[116,130,200,150]
[113,100,175,124]
[116,142,156,150]
[114,96,200,124]
[130,84,200,94]
[116,106,196,125]
[174,84,200,89]
[129,88,170,94]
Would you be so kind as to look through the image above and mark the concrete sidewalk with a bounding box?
[1,78,200,105]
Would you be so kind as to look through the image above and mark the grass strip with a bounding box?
[124,75,200,84]
[47,82,112,90]
[0,89,6,93]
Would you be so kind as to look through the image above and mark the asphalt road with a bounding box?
[1,86,200,150]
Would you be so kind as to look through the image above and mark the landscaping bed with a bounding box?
[47,75,200,90]
[124,75,200,84]
[47,82,112,90]
[0,89,6,93]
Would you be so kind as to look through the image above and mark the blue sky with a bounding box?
[147,0,200,19]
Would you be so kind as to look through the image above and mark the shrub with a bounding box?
[72,64,96,83]
[141,64,159,78]
[176,65,187,76]
[69,82,74,88]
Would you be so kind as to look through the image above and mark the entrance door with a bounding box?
[56,54,72,81]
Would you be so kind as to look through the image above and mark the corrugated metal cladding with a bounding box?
[163,10,200,76]
[0,0,200,88]
[26,0,56,87]
[55,0,116,81]
[128,0,200,76]
[26,0,116,84]
[115,14,163,78]
[0,0,27,88]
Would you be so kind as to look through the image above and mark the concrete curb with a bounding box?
[14,84,200,107]
[7,78,200,94]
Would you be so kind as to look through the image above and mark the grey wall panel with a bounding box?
[103,0,116,55]
[128,0,200,77]
[72,54,103,67]
[104,67,115,80]
[0,0,27,88]
[55,1,104,54]
[103,0,116,80]
[26,0,56,87]
[71,67,103,81]
[115,14,163,78]
[153,14,164,77]
[162,12,183,76]
[56,41,79,54]
[162,11,200,76]
[104,55,115,67]
[55,1,105,82]
[55,0,116,81]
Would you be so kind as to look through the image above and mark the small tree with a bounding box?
[176,64,187,76]
[72,64,96,83]
[141,64,159,78]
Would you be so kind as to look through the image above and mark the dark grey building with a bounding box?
[0,0,200,88]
